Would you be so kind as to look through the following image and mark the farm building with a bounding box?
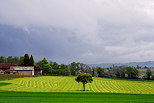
[10,66,34,75]
[0,63,42,75]
[0,64,17,74]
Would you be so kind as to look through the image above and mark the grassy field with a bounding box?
[0,76,154,94]
[0,91,154,103]
[0,76,154,103]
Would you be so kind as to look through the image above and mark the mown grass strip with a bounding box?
[0,91,154,103]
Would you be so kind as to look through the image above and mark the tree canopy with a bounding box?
[75,73,93,91]
[29,55,34,66]
[23,54,30,66]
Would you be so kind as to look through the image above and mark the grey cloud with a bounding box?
[0,0,154,64]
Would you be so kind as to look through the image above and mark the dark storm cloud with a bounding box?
[1,0,154,63]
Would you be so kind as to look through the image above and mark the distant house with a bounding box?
[0,63,42,75]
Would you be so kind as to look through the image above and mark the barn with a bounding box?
[10,66,34,75]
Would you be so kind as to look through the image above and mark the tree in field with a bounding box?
[29,55,34,66]
[75,73,93,91]
[146,69,152,80]
[23,54,30,66]
[96,67,104,77]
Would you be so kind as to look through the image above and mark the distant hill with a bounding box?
[90,61,154,68]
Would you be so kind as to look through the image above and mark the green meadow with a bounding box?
[1,91,154,103]
[1,76,154,94]
[0,76,154,103]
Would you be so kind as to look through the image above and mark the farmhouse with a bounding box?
[0,63,42,75]
[0,64,16,74]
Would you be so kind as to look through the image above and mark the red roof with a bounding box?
[0,63,16,69]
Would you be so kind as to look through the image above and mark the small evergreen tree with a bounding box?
[29,55,34,66]
[24,54,30,66]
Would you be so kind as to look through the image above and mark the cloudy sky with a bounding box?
[0,0,154,64]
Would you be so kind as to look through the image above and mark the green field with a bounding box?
[0,91,154,103]
[0,76,154,94]
[0,76,154,103]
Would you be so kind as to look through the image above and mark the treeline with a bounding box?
[36,58,96,76]
[0,56,20,64]
[96,65,154,80]
[0,54,34,66]
[35,58,154,80]
[96,66,139,79]
[0,54,96,76]
[0,54,153,80]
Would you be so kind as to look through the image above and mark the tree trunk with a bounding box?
[83,83,85,91]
